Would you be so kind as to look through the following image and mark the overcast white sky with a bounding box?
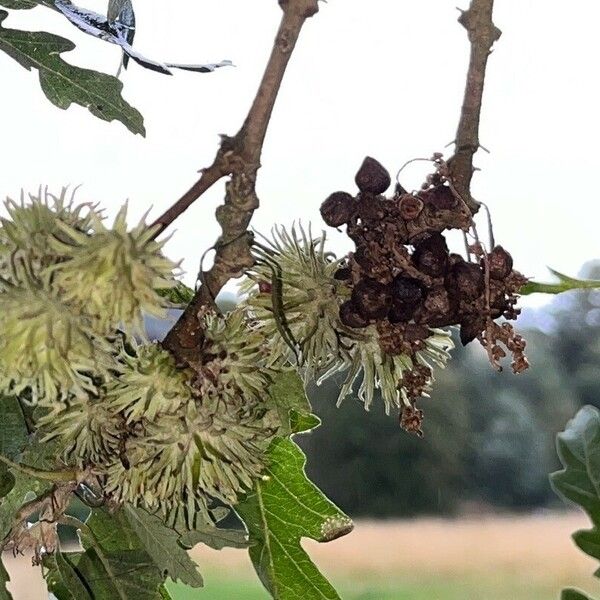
[1,1,598,307]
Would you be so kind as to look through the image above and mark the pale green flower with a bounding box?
[198,308,273,405]
[0,187,100,277]
[47,204,178,334]
[105,390,275,510]
[37,394,123,466]
[0,282,111,403]
[242,226,353,382]
[330,326,454,413]
[242,225,454,414]
[106,341,192,423]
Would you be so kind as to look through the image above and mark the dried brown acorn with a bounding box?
[388,276,424,323]
[351,278,392,320]
[339,300,369,328]
[487,245,513,280]
[398,194,424,220]
[355,157,391,195]
[419,185,456,210]
[320,191,356,227]
[412,233,449,278]
[449,262,484,300]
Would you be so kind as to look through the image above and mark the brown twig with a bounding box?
[448,0,501,214]
[151,166,231,236]
[161,0,320,363]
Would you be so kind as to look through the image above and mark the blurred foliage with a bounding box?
[299,262,600,517]
[551,405,600,600]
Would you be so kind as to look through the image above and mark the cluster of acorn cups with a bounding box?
[320,156,526,351]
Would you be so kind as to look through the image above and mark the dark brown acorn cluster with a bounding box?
[321,156,529,430]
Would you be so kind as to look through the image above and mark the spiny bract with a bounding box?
[242,226,353,382]
[106,340,192,423]
[105,392,275,511]
[197,308,273,405]
[0,280,112,403]
[47,204,179,334]
[0,187,101,274]
[332,325,453,413]
[102,326,280,511]
[0,188,286,527]
[37,393,123,467]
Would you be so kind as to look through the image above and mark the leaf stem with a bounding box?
[59,515,129,600]
[0,453,78,483]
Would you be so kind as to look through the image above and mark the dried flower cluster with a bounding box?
[319,155,529,430]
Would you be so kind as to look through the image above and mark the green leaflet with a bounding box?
[46,509,167,600]
[267,371,315,437]
[520,268,600,295]
[562,590,594,600]
[0,11,145,135]
[0,395,28,499]
[0,1,40,8]
[0,440,56,543]
[551,406,600,600]
[0,560,12,600]
[175,508,249,551]
[124,506,204,588]
[236,439,353,600]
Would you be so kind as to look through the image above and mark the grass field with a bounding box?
[4,512,600,599]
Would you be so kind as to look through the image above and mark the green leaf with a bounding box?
[44,556,74,600]
[267,371,315,436]
[236,439,353,600]
[68,547,163,600]
[158,585,173,600]
[551,406,600,599]
[0,395,29,460]
[54,551,93,600]
[0,471,15,500]
[175,510,248,551]
[0,559,13,600]
[0,440,56,542]
[290,410,321,435]
[0,396,27,500]
[562,589,594,600]
[520,268,600,295]
[124,506,204,588]
[108,0,131,23]
[53,509,166,600]
[551,406,600,519]
[0,1,39,8]
[0,11,145,135]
